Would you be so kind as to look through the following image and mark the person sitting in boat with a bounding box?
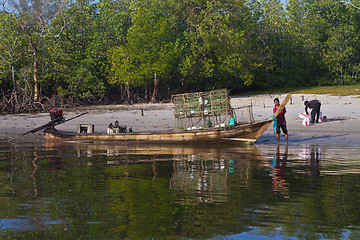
[273,98,288,145]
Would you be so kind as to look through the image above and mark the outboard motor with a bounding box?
[49,108,65,123]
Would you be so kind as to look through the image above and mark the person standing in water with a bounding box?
[273,98,288,145]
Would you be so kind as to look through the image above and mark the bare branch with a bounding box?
[340,0,360,10]
[0,0,12,13]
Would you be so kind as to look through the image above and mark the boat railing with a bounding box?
[231,105,255,124]
[171,89,256,130]
[173,104,255,130]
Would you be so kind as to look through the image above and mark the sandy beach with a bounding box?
[1,94,360,146]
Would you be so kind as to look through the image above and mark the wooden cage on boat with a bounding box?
[171,89,254,130]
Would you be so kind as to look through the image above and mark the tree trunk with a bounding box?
[120,84,123,101]
[145,81,148,103]
[125,81,130,103]
[11,63,16,92]
[151,73,158,103]
[33,50,39,102]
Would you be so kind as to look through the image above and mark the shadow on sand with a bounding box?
[290,133,349,143]
[321,117,346,123]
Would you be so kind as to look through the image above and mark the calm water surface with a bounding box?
[1,138,360,239]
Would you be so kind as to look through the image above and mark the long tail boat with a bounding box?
[44,90,290,143]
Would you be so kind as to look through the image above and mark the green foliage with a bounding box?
[0,13,29,90]
[109,45,139,86]
[2,0,360,110]
[109,0,180,94]
[178,0,254,90]
[236,84,360,96]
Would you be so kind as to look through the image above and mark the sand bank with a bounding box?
[1,94,359,146]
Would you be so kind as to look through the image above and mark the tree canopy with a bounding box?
[1,0,360,112]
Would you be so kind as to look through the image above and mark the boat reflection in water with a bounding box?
[3,140,360,239]
[45,140,267,205]
[170,155,231,204]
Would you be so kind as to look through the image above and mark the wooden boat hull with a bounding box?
[44,119,272,143]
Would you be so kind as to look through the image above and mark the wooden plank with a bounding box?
[273,93,291,118]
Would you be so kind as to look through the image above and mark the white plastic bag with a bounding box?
[299,113,310,126]
[319,112,323,122]
[302,117,310,126]
[299,112,324,125]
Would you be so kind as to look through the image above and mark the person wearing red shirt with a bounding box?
[273,98,288,145]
